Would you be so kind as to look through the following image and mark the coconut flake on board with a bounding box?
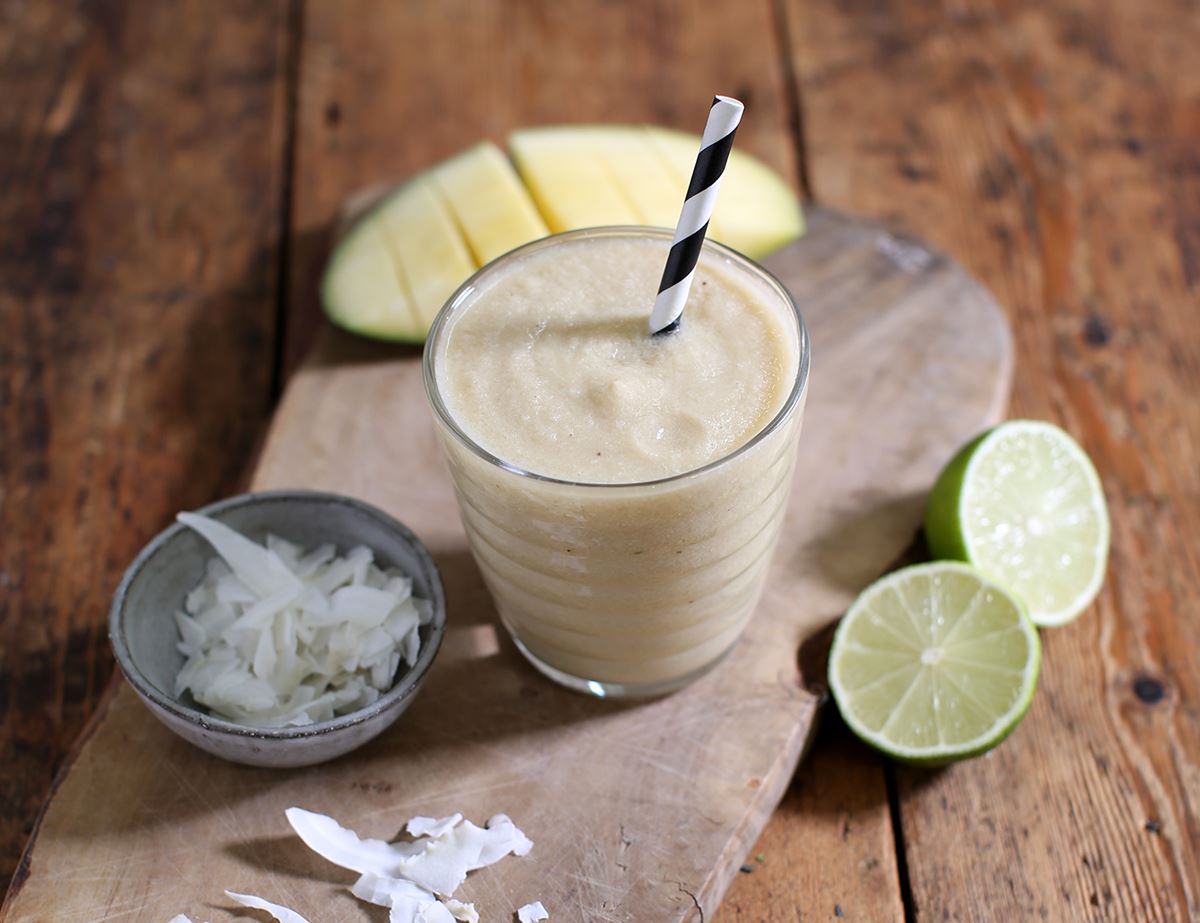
[398,814,533,895]
[444,898,480,922]
[224,891,311,923]
[407,813,464,838]
[286,806,533,921]
[165,808,528,923]
[517,900,549,922]
[285,806,417,876]
[172,513,433,727]
[285,807,532,896]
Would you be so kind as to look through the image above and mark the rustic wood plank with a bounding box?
[723,718,905,922]
[782,0,1200,918]
[0,0,292,890]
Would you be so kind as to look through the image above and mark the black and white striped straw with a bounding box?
[649,95,744,335]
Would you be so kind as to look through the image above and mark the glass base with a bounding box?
[508,633,733,699]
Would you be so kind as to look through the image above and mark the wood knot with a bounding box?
[1083,314,1111,347]
[1132,675,1165,704]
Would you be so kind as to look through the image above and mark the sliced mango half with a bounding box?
[320,128,803,343]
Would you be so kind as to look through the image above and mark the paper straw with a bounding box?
[649,95,744,335]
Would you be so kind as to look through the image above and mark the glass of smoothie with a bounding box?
[423,227,810,698]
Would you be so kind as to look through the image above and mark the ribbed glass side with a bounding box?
[437,401,804,692]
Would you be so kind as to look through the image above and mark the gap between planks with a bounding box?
[270,0,307,402]
[768,2,911,921]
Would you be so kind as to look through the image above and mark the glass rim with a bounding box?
[422,226,811,491]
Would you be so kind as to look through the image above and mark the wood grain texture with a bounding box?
[0,0,290,891]
[782,0,1200,919]
[723,718,905,922]
[0,208,1010,922]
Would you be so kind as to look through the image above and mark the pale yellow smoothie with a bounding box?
[425,228,809,696]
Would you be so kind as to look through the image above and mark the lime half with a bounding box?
[925,420,1110,627]
[829,562,1040,764]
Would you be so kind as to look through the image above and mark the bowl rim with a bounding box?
[108,489,447,741]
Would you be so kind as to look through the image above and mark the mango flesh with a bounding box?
[506,126,644,230]
[321,128,803,343]
[375,176,475,333]
[509,126,804,255]
[321,219,416,341]
[645,127,804,259]
[601,127,690,227]
[428,142,550,265]
[322,141,546,343]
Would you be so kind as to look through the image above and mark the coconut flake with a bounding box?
[173,513,430,726]
[406,814,464,839]
[351,873,454,923]
[516,901,549,922]
[285,807,421,877]
[351,872,438,908]
[478,814,534,864]
[392,814,532,897]
[333,585,403,627]
[395,816,531,896]
[177,513,297,598]
[444,899,479,922]
[415,903,458,923]
[286,807,532,919]
[224,891,310,923]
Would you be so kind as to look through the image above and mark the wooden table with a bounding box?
[2,2,1197,919]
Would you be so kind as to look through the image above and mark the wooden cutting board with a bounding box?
[1,208,1011,923]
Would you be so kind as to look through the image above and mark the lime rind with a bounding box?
[924,432,986,562]
[951,420,1110,627]
[829,561,1041,765]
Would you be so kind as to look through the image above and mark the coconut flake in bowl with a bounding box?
[173,512,434,727]
[109,490,446,767]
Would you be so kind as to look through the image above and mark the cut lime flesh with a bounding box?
[926,420,1110,627]
[829,562,1040,764]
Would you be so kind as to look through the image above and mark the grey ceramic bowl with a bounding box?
[109,490,446,768]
